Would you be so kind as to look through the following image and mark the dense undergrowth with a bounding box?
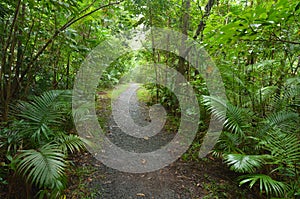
[0,0,299,198]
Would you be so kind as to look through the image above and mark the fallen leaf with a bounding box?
[206,65,213,73]
[104,180,112,184]
[136,193,145,197]
[208,156,215,160]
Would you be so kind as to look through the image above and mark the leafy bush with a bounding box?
[205,81,300,198]
[0,90,86,198]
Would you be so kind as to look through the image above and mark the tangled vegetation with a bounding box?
[0,0,299,198]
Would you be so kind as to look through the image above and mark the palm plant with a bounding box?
[4,90,86,198]
[203,95,255,154]
[223,131,300,197]
[238,174,287,196]
[16,144,66,191]
[204,79,300,197]
[16,90,72,144]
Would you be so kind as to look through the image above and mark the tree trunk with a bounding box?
[178,0,190,76]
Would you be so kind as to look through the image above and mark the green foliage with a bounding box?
[202,1,300,191]
[0,123,24,155]
[0,0,299,197]
[143,82,180,116]
[0,90,86,198]
[239,174,287,197]
[16,90,72,143]
[124,2,300,197]
[67,166,101,199]
[53,132,86,155]
[262,133,300,167]
[209,82,300,197]
[16,144,66,189]
[204,96,253,136]
[225,154,269,173]
[136,86,152,103]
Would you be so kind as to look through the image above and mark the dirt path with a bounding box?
[68,83,257,199]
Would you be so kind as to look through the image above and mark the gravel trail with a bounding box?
[73,83,257,199]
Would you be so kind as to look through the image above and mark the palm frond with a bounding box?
[239,174,288,196]
[215,131,242,153]
[16,90,71,142]
[271,84,300,112]
[0,123,24,154]
[203,95,227,121]
[264,111,299,132]
[224,153,270,173]
[203,95,252,135]
[16,144,66,188]
[53,133,86,154]
[262,132,300,165]
[225,103,250,135]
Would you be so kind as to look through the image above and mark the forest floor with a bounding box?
[66,83,259,199]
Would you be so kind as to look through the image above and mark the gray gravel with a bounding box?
[90,84,192,199]
[78,83,258,199]
[108,84,174,153]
